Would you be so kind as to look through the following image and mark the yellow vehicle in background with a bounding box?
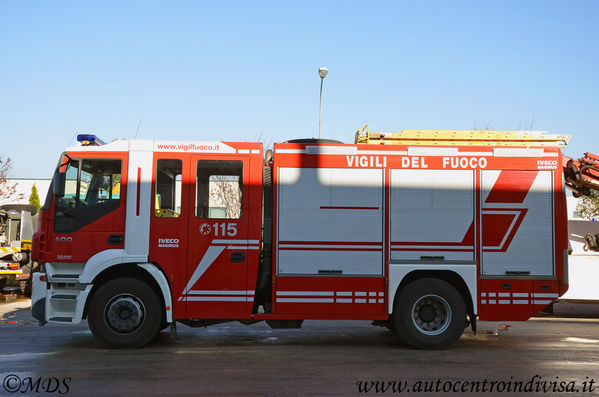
[0,204,37,295]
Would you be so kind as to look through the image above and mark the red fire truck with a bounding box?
[30,127,597,349]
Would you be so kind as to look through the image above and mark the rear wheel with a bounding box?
[88,278,161,348]
[392,278,466,349]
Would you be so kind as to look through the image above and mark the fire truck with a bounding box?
[29,127,597,349]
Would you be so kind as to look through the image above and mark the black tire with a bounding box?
[88,278,162,348]
[392,278,466,350]
[19,280,27,295]
[23,277,32,297]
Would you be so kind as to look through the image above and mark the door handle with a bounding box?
[230,252,246,263]
[318,270,342,275]
[107,234,124,245]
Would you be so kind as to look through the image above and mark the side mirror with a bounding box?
[53,173,66,198]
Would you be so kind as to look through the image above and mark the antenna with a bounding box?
[134,120,142,139]
[67,131,78,146]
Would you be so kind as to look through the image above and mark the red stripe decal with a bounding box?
[279,241,382,246]
[391,242,472,247]
[392,223,475,247]
[319,206,380,210]
[391,248,473,252]
[482,208,528,252]
[136,167,141,216]
[485,170,538,203]
[461,222,474,245]
[482,213,515,247]
[279,247,382,251]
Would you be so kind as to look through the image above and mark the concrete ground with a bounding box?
[1,297,599,396]
[551,300,599,317]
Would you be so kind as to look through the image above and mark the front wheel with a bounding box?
[392,278,466,349]
[88,278,162,348]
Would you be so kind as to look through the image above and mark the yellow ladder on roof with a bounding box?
[354,125,571,147]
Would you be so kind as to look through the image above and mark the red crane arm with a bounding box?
[563,152,599,197]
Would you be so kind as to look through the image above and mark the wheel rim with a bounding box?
[104,294,145,333]
[411,294,451,336]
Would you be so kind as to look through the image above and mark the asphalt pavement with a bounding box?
[1,297,598,396]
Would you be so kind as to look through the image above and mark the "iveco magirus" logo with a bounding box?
[158,238,179,248]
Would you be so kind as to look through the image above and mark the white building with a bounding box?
[1,178,51,207]
[563,195,599,301]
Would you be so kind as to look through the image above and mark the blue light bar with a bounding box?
[76,134,105,146]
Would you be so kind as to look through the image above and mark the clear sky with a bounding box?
[1,1,598,178]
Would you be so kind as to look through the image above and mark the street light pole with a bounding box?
[318,67,328,139]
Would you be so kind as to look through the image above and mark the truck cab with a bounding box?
[32,135,263,347]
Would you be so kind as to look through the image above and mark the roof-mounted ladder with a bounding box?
[354,125,571,147]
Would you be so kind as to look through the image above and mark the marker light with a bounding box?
[76,134,105,146]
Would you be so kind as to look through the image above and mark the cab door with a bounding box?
[50,153,127,264]
[183,156,254,319]
[148,155,189,319]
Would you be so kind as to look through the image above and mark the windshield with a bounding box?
[42,153,69,211]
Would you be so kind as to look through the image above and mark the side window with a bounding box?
[155,159,182,218]
[54,158,122,233]
[80,159,121,205]
[196,160,243,219]
[64,160,78,199]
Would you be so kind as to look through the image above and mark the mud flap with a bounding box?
[469,314,477,335]
[31,272,47,325]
